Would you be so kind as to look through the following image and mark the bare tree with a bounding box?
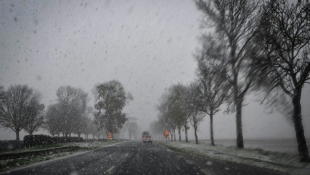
[186,82,205,144]
[195,0,262,148]
[73,115,89,138]
[94,112,104,139]
[24,92,45,135]
[256,0,310,161]
[87,119,98,139]
[44,86,89,137]
[195,58,229,145]
[73,106,92,138]
[150,120,166,140]
[124,117,138,140]
[165,84,192,143]
[168,84,189,142]
[56,86,89,137]
[81,117,92,139]
[156,85,191,142]
[189,111,204,144]
[157,92,175,141]
[183,122,190,143]
[0,85,36,140]
[81,107,94,139]
[44,104,61,136]
[0,86,4,103]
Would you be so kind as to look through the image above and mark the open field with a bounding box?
[198,139,310,154]
[159,141,310,175]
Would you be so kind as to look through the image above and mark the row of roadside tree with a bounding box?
[0,80,135,141]
[151,0,310,162]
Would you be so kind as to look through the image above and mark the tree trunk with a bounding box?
[236,97,244,148]
[184,124,188,143]
[173,130,176,141]
[16,130,20,141]
[129,131,132,140]
[292,88,310,162]
[194,126,198,144]
[170,133,173,141]
[210,112,215,146]
[78,132,80,138]
[178,128,181,141]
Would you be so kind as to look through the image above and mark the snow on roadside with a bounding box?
[162,141,310,174]
[1,140,124,155]
[0,140,125,171]
[64,140,124,149]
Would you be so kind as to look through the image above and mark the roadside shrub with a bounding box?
[24,135,83,147]
[98,139,108,142]
[83,139,107,142]
[52,136,83,143]
[0,140,24,152]
[24,135,54,147]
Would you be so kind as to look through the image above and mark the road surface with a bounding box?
[1,141,286,175]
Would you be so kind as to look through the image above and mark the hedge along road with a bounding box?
[0,141,287,175]
[0,146,82,160]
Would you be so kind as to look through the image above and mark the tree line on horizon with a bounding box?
[0,80,134,141]
[151,0,310,162]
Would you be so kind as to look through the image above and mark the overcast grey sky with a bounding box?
[0,0,309,140]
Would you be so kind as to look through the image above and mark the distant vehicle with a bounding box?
[142,131,152,144]
[142,131,149,137]
[142,135,153,144]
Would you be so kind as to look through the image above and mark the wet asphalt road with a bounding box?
[1,141,286,175]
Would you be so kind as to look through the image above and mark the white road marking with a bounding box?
[105,166,115,174]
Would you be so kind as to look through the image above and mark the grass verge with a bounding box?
[0,147,91,171]
[158,141,310,175]
[0,140,124,172]
[159,142,200,156]
[2,144,66,155]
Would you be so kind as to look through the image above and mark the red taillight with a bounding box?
[142,137,145,140]
[151,137,153,140]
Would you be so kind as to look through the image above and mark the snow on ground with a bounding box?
[0,140,125,171]
[161,141,310,175]
[1,140,124,154]
[63,140,123,149]
[199,139,310,154]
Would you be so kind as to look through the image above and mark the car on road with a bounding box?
[142,135,153,144]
